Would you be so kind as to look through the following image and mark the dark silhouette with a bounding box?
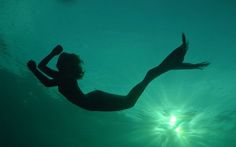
[27,34,209,111]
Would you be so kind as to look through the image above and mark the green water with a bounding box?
[1,0,236,146]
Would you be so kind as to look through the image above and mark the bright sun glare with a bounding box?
[169,115,177,127]
[128,102,225,147]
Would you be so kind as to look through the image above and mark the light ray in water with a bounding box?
[123,87,236,147]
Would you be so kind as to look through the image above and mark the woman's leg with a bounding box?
[124,34,209,108]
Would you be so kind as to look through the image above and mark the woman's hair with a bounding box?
[56,52,84,79]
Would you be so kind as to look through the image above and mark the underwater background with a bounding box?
[1,0,236,146]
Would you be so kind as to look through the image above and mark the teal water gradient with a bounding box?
[1,0,236,147]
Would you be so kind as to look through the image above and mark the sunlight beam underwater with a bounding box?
[124,95,236,147]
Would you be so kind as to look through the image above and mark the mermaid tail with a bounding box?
[159,33,189,70]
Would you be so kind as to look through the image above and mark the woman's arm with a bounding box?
[28,60,58,87]
[38,45,63,78]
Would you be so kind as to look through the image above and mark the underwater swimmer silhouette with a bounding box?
[27,34,209,111]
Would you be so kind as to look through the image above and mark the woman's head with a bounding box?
[57,52,84,80]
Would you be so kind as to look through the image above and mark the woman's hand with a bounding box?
[27,60,37,71]
[51,45,63,55]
